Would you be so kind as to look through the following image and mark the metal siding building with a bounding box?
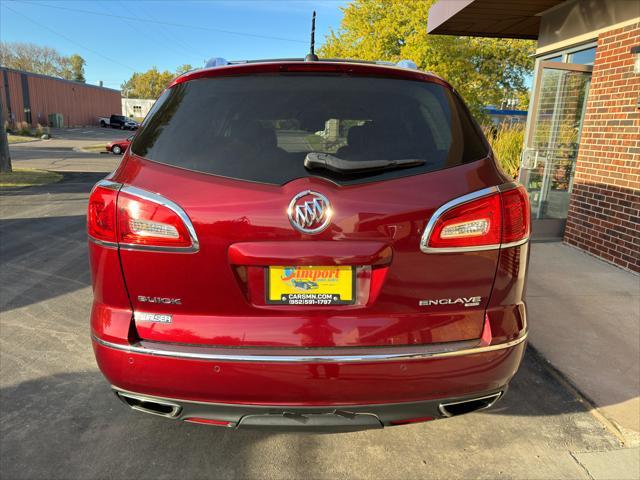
[1,67,121,127]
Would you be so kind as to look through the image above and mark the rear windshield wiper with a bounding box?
[304,152,425,174]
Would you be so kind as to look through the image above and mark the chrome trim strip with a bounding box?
[94,179,123,191]
[118,242,198,253]
[119,185,200,253]
[438,392,502,418]
[501,237,530,249]
[497,182,519,192]
[92,331,527,364]
[419,182,529,254]
[88,235,118,249]
[421,243,502,254]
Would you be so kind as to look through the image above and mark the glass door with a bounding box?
[519,61,592,238]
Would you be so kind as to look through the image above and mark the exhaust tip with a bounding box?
[439,392,502,418]
[115,391,182,418]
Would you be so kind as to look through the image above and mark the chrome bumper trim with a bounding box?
[92,331,527,364]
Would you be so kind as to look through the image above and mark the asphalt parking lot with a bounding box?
[0,130,625,479]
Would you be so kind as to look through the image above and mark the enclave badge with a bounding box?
[419,296,482,308]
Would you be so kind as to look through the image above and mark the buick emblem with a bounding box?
[287,190,332,234]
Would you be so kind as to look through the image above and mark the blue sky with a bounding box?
[1,0,346,89]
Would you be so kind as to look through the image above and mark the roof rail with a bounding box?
[205,57,229,68]
[396,60,418,69]
[203,57,422,70]
[320,58,396,66]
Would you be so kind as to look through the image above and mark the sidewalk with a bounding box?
[527,241,640,448]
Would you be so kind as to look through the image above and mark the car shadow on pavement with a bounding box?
[0,372,276,480]
[486,346,588,418]
[0,172,108,312]
[0,214,90,312]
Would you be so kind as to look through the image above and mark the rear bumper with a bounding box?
[92,333,527,408]
[112,386,507,431]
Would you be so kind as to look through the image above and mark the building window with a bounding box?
[568,47,596,65]
[133,105,142,112]
[540,44,597,66]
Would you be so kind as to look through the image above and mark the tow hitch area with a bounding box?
[236,411,383,432]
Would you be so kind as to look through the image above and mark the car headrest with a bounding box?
[346,123,373,151]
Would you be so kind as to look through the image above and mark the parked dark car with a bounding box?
[87,59,531,431]
[105,136,133,155]
[99,115,138,130]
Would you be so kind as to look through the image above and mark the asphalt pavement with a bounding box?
[8,127,126,172]
[0,129,634,480]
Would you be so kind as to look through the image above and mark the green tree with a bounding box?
[175,64,194,76]
[68,54,86,82]
[121,67,174,98]
[0,42,86,82]
[121,65,193,99]
[319,0,535,116]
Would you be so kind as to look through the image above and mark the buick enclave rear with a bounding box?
[88,60,530,431]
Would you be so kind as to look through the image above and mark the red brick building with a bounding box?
[564,26,639,271]
[1,67,121,128]
[428,0,639,272]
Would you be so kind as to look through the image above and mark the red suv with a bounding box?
[88,60,530,431]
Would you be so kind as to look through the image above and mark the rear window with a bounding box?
[132,74,488,185]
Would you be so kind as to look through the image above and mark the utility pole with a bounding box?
[0,103,12,173]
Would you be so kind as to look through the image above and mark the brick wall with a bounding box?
[564,22,640,273]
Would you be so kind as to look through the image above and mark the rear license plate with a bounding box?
[267,266,355,305]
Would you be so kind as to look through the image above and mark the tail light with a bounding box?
[421,184,530,252]
[88,183,118,243]
[117,188,194,248]
[87,181,198,252]
[500,186,530,244]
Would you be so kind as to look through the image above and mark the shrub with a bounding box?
[35,123,44,137]
[17,121,31,136]
[483,123,525,179]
